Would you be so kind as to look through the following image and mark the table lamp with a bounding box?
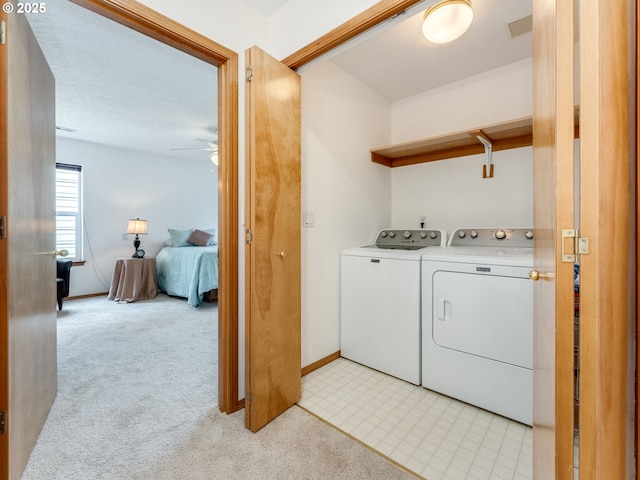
[126,218,148,258]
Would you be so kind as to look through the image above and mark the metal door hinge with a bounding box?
[562,229,589,263]
[246,66,253,83]
[245,228,253,245]
[0,21,6,45]
[246,390,252,403]
[0,216,6,240]
[0,410,6,435]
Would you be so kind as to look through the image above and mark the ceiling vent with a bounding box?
[506,14,533,39]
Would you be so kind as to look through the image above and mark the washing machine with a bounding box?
[341,229,446,385]
[421,228,534,425]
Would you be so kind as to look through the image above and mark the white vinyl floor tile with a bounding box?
[298,358,533,480]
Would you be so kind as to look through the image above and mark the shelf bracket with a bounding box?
[472,130,494,178]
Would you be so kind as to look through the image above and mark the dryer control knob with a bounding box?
[430,231,438,239]
[380,231,387,237]
[526,230,534,239]
[495,229,507,240]
[420,232,428,238]
[403,231,411,239]
[470,230,478,238]
[388,231,396,238]
[457,230,466,238]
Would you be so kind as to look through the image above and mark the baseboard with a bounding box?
[301,351,341,377]
[67,292,108,301]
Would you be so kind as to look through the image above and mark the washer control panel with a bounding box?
[375,229,446,249]
[448,228,534,247]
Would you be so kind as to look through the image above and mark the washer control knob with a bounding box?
[470,230,478,238]
[380,231,387,238]
[457,230,466,238]
[526,230,534,239]
[403,231,411,239]
[430,231,438,239]
[495,229,507,240]
[420,232,428,238]
[388,231,396,238]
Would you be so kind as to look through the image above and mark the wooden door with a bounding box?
[578,0,633,478]
[244,46,301,432]
[0,10,58,480]
[533,0,635,478]
[532,1,576,478]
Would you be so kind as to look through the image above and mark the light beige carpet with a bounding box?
[22,294,416,479]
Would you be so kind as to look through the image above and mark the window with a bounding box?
[55,163,83,261]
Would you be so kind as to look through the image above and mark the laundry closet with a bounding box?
[299,57,534,372]
[296,1,633,478]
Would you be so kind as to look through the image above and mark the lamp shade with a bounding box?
[422,0,473,44]
[127,218,148,235]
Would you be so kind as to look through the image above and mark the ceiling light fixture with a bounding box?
[422,0,473,44]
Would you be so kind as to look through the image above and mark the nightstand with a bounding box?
[108,257,157,303]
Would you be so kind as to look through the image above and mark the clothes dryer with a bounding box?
[341,229,446,385]
[421,228,534,425]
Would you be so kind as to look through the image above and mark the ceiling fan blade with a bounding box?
[170,147,215,151]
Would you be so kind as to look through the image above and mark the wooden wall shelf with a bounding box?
[371,117,535,168]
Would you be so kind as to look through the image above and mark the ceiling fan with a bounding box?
[170,139,219,165]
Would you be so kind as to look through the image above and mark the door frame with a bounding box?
[578,1,634,477]
[70,0,241,413]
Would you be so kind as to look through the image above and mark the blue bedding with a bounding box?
[156,245,218,306]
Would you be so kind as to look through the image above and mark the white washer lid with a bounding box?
[342,244,441,260]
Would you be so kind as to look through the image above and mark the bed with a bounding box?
[155,228,218,307]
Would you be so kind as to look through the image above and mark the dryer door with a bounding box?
[431,267,533,369]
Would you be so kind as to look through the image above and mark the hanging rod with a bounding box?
[471,130,494,178]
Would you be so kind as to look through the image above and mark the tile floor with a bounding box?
[298,357,533,480]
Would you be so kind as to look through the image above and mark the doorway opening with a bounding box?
[58,0,239,412]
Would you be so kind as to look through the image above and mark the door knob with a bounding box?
[51,249,69,259]
[276,251,286,258]
[528,270,554,281]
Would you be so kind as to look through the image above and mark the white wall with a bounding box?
[58,137,217,297]
[391,58,533,142]
[266,0,382,60]
[390,58,534,233]
[391,148,533,233]
[300,61,391,366]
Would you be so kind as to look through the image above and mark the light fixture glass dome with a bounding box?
[422,0,473,44]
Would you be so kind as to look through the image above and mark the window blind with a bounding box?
[55,163,83,260]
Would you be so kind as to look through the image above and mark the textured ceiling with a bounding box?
[26,0,218,163]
